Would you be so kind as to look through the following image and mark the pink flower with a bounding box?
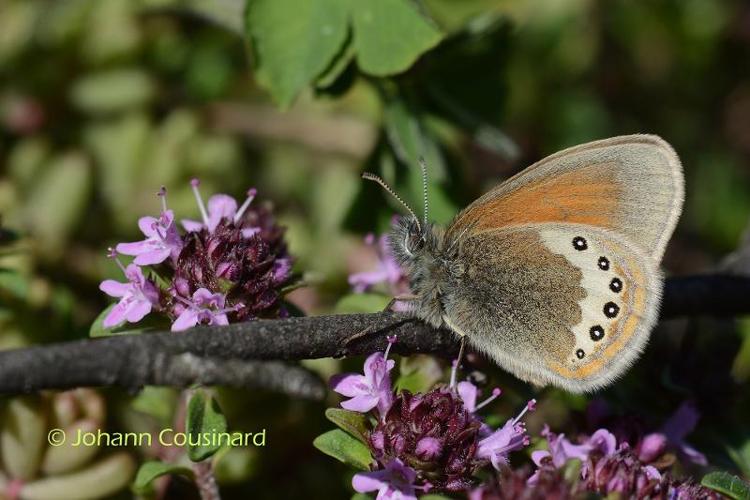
[477,399,535,469]
[349,233,407,293]
[182,179,258,237]
[330,341,396,415]
[99,264,159,328]
[660,401,708,466]
[529,426,617,486]
[116,209,183,265]
[352,459,418,500]
[171,288,235,332]
[637,432,667,463]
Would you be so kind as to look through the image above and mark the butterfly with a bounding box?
[363,135,684,392]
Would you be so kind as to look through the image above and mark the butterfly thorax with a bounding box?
[388,217,458,329]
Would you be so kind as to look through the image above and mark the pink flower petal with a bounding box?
[206,194,237,232]
[181,219,204,232]
[531,450,551,466]
[99,280,129,298]
[352,470,387,493]
[211,313,229,326]
[116,240,152,256]
[133,248,171,266]
[103,301,129,328]
[125,299,152,323]
[457,381,478,412]
[330,373,367,397]
[341,394,380,413]
[172,309,199,332]
[137,216,160,237]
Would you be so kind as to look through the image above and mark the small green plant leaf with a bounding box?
[701,471,750,499]
[132,460,193,494]
[186,390,228,462]
[325,408,370,443]
[246,0,349,107]
[313,429,373,470]
[351,0,442,76]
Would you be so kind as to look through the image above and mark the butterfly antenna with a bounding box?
[418,156,429,228]
[362,172,422,233]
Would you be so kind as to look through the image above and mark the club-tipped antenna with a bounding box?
[418,156,429,228]
[361,172,422,233]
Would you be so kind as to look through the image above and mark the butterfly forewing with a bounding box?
[446,135,683,260]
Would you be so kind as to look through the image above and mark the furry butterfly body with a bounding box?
[387,135,683,392]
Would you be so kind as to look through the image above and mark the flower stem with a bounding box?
[192,460,221,500]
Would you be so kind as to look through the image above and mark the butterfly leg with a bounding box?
[344,294,419,347]
[383,293,418,312]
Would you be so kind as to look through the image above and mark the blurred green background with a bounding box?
[1,0,750,498]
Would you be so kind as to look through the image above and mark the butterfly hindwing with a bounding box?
[443,223,661,392]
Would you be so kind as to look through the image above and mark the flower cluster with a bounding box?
[99,180,292,331]
[502,418,718,499]
[329,339,535,499]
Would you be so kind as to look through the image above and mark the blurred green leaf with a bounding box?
[727,439,750,478]
[334,293,391,314]
[384,98,446,181]
[732,318,750,383]
[186,390,228,462]
[351,0,442,76]
[132,460,193,494]
[213,447,259,484]
[312,429,372,471]
[383,99,457,224]
[24,152,92,257]
[324,408,369,444]
[21,453,135,500]
[246,0,349,107]
[131,387,178,425]
[0,396,46,480]
[0,269,30,301]
[395,355,443,393]
[701,471,750,500]
[70,69,155,114]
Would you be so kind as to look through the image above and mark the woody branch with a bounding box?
[0,274,748,396]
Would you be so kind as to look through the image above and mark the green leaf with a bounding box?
[701,471,750,500]
[351,0,442,76]
[313,429,373,470]
[132,460,193,494]
[324,408,370,443]
[186,390,228,462]
[334,293,392,314]
[246,0,349,107]
[316,32,355,89]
